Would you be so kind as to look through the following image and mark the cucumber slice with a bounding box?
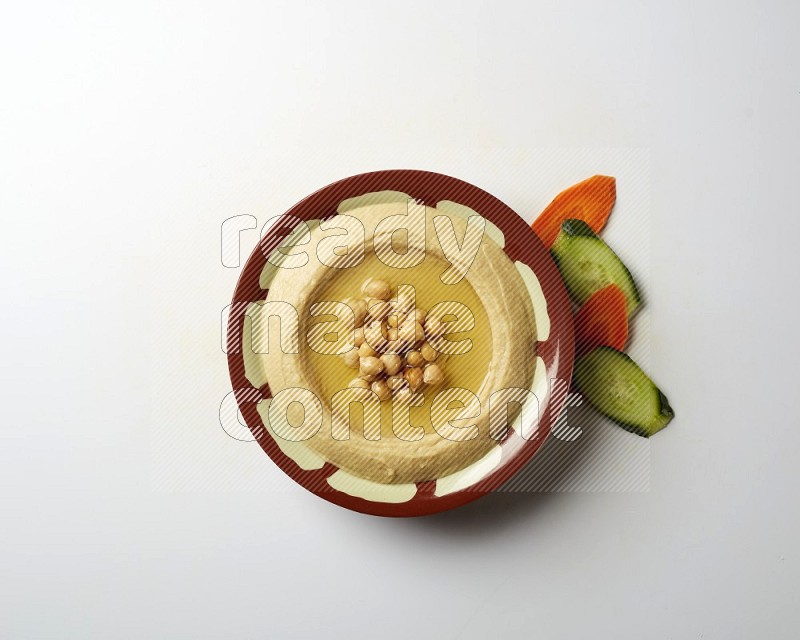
[574,347,674,437]
[551,219,641,316]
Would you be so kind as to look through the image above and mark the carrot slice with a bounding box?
[532,175,617,248]
[574,284,629,357]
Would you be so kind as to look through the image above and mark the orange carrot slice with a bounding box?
[574,284,629,357]
[532,175,617,248]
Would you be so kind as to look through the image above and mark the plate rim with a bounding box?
[227,169,575,517]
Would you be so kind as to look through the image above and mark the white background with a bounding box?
[1,1,798,638]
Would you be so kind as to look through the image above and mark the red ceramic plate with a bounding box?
[227,170,574,516]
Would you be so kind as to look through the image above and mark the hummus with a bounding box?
[257,201,537,484]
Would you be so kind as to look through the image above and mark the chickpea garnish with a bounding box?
[342,348,360,369]
[405,366,424,391]
[381,353,403,376]
[423,363,445,385]
[424,316,444,338]
[362,278,392,300]
[386,375,405,390]
[366,299,391,322]
[420,342,438,362]
[371,379,391,401]
[358,342,379,358]
[360,356,384,377]
[413,321,426,343]
[340,279,450,402]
